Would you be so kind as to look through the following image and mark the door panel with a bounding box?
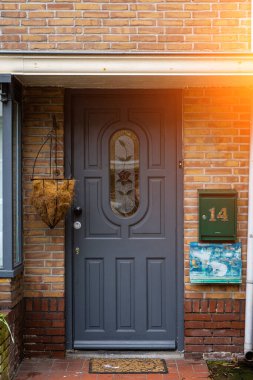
[85,178,120,237]
[130,178,165,236]
[85,259,104,331]
[72,92,179,349]
[116,259,135,330]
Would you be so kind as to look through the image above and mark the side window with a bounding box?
[0,78,23,276]
[0,101,3,268]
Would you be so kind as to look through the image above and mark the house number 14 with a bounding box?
[209,207,228,222]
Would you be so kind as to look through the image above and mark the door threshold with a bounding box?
[66,350,184,360]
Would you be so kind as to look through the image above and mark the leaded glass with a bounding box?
[110,129,139,217]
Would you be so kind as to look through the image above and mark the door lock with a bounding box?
[73,221,82,230]
[75,247,80,255]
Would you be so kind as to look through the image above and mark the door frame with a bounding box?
[64,89,184,351]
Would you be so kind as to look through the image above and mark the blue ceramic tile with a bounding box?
[189,242,242,283]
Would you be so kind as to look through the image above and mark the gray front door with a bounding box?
[71,91,180,349]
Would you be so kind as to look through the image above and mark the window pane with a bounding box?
[110,129,140,217]
[13,101,21,266]
[0,102,2,267]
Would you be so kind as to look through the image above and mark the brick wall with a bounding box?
[183,87,251,356]
[185,299,245,358]
[24,298,65,358]
[0,0,251,52]
[23,87,65,356]
[23,88,65,298]
[0,275,23,309]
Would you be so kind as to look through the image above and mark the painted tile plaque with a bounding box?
[190,242,242,283]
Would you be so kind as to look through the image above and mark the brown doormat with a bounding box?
[89,358,168,374]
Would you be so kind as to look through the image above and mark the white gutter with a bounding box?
[1,54,253,88]
[244,98,253,360]
[1,54,253,76]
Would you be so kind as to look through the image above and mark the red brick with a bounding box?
[185,321,205,329]
[212,329,241,337]
[185,314,212,321]
[213,314,240,321]
[200,300,208,313]
[185,345,213,353]
[184,300,192,313]
[185,329,212,337]
[185,337,204,344]
[57,299,65,312]
[204,337,232,345]
[49,299,57,312]
[192,300,200,312]
[225,300,232,313]
[217,300,224,313]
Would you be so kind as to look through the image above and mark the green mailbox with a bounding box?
[198,189,237,242]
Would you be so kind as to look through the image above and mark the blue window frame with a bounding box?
[0,75,23,277]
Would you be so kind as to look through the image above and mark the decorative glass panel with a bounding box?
[110,129,139,217]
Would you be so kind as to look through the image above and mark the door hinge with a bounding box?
[178,160,184,169]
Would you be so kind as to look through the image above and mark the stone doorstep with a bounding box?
[66,350,185,360]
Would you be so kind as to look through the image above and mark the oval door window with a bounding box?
[110,129,140,217]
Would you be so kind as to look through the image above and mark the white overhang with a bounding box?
[1,53,253,88]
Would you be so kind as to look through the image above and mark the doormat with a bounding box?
[89,358,168,374]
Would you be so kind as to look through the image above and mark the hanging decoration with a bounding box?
[31,115,75,229]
